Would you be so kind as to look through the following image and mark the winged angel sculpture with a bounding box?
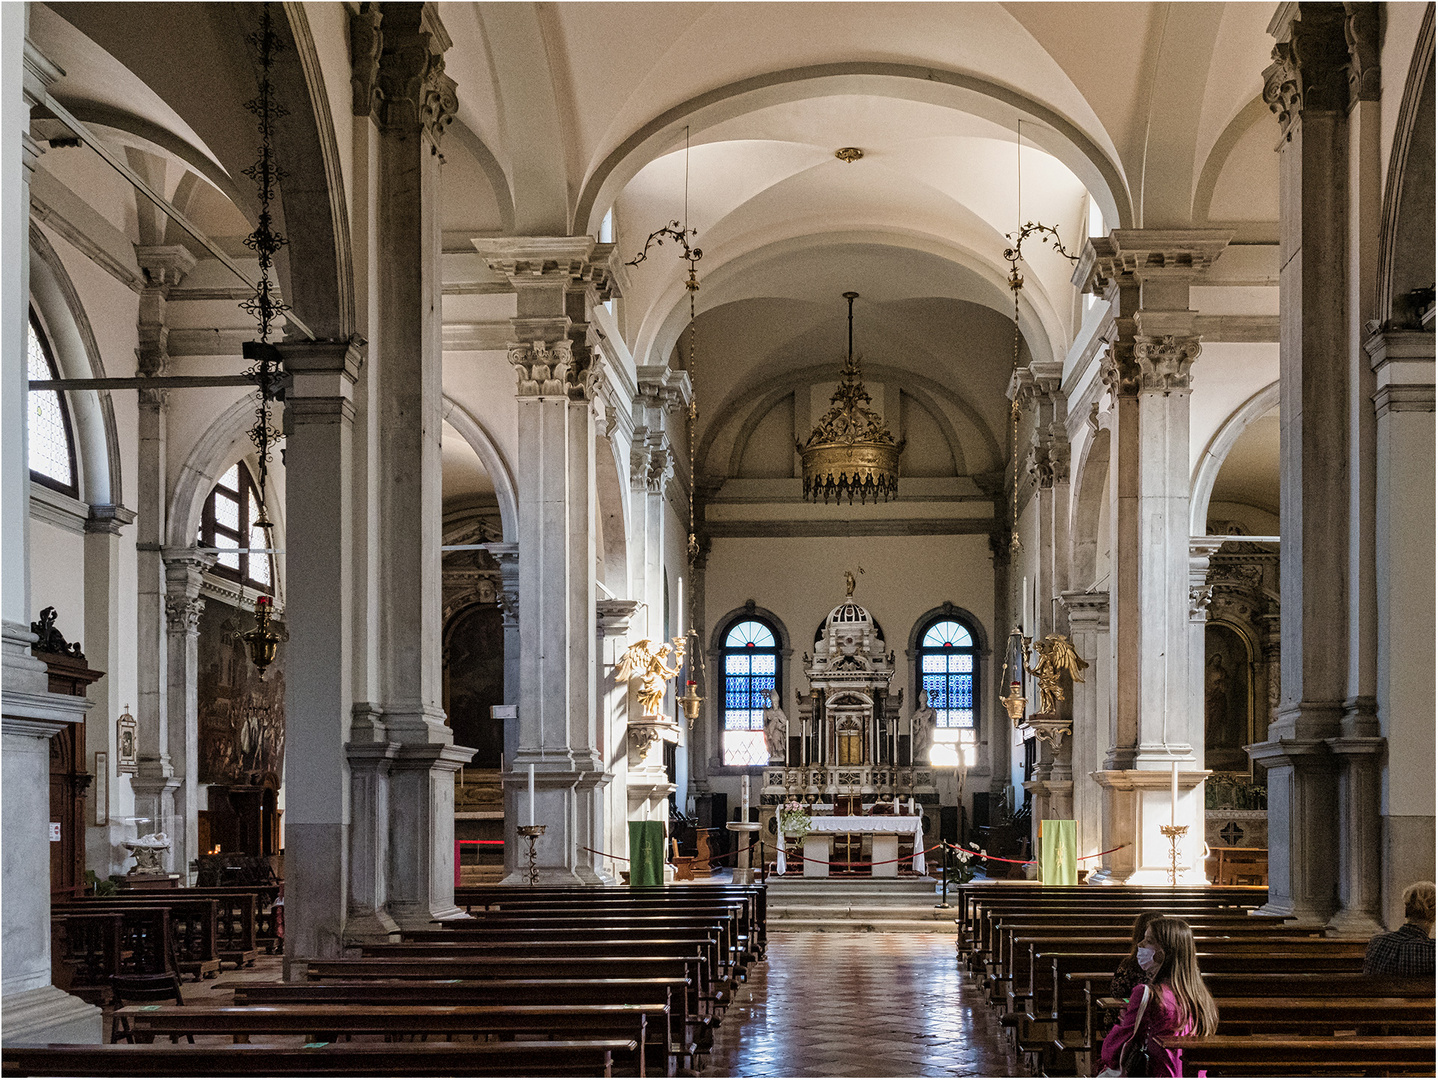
[1023,634,1089,717]
[615,637,687,717]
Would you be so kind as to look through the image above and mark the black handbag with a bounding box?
[1118,984,1153,1077]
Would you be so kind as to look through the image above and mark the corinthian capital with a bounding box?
[164,595,205,635]
[1134,335,1202,394]
[510,339,593,400]
[374,3,457,145]
[1099,326,1141,398]
[1265,4,1350,137]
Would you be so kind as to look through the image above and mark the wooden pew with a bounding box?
[55,898,221,981]
[117,1003,668,1077]
[1155,1033,1437,1077]
[459,902,756,964]
[121,884,281,955]
[2,1039,638,1077]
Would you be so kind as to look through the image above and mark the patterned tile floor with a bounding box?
[700,933,1019,1078]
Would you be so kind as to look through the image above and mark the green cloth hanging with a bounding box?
[1039,819,1078,885]
[628,820,666,887]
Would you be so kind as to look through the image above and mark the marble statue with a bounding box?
[121,832,170,875]
[763,688,788,762]
[910,689,938,765]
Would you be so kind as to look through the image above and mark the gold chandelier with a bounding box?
[799,292,901,504]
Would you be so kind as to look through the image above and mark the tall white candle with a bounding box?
[529,764,536,826]
[741,774,750,821]
[676,577,683,638]
[1021,576,1028,633]
[1170,760,1178,827]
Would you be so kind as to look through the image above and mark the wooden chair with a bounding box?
[110,972,194,1044]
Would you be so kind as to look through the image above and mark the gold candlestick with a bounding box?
[1159,823,1189,886]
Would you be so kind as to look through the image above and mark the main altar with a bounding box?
[762,576,937,873]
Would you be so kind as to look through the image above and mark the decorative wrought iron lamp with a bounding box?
[1000,627,1028,729]
[798,292,901,504]
[243,595,281,677]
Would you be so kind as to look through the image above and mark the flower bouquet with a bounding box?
[777,799,812,843]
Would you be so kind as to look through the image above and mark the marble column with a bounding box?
[1077,231,1229,882]
[475,237,617,883]
[161,546,214,880]
[0,16,101,1044]
[482,542,521,879]
[1060,591,1110,860]
[598,599,641,880]
[364,2,472,926]
[83,504,134,877]
[1364,327,1436,926]
[278,337,369,956]
[1250,2,1352,924]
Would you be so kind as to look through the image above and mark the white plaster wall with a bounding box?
[28,519,85,629]
[1379,4,1430,192]
[442,349,521,478]
[1189,341,1279,472]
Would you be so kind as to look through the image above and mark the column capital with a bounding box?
[509,339,593,401]
[1343,3,1381,106]
[1099,323,1141,398]
[1134,334,1203,394]
[597,599,642,637]
[1264,3,1350,137]
[631,440,673,493]
[134,245,197,293]
[1076,231,1232,296]
[162,546,216,635]
[373,2,457,145]
[85,504,137,536]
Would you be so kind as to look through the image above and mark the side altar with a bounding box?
[761,576,937,873]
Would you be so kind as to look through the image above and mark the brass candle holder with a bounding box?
[517,823,546,886]
[1159,823,1189,886]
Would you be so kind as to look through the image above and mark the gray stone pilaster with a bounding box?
[597,599,641,882]
[83,505,134,877]
[1060,591,1110,863]
[161,546,214,879]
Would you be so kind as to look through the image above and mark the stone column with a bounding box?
[475,238,617,883]
[0,17,102,1043]
[598,599,641,880]
[1078,231,1229,882]
[1250,2,1353,924]
[1060,592,1109,860]
[1364,327,1435,925]
[130,247,193,859]
[278,337,368,956]
[362,2,472,926]
[161,547,214,880]
[83,504,134,876]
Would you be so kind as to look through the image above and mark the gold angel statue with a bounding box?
[615,637,687,717]
[1023,634,1089,716]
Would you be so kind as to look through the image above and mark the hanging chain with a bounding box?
[240,4,288,530]
[1009,273,1023,554]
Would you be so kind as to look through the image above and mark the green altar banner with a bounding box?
[1040,819,1078,885]
[629,820,666,886]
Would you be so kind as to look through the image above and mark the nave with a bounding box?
[702,933,1018,1079]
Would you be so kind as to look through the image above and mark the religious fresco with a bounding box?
[442,603,505,769]
[198,601,285,785]
[1204,622,1251,774]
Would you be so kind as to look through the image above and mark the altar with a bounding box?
[778,815,925,877]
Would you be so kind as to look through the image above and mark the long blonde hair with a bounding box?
[1148,916,1218,1037]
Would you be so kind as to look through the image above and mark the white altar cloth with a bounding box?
[778,815,925,875]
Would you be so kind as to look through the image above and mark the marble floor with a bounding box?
[701,932,1019,1078]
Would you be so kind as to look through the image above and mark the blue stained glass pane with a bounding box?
[946,655,973,674]
[725,620,776,648]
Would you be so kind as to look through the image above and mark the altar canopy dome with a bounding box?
[815,594,889,670]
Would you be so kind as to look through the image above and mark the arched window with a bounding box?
[27,311,78,497]
[198,463,274,591]
[721,617,780,767]
[916,616,978,767]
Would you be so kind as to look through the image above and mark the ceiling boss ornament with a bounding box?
[798,292,901,505]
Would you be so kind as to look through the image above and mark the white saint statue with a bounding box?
[910,689,938,765]
[763,688,788,763]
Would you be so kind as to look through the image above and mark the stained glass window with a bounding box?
[916,616,978,767]
[27,314,77,495]
[721,618,780,766]
[198,462,275,591]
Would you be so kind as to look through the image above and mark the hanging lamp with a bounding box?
[798,292,901,505]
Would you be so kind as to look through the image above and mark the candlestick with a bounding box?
[741,774,750,822]
[1170,759,1178,827]
[528,764,536,826]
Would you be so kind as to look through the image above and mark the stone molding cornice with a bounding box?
[1265,3,1350,138]
[1059,590,1110,632]
[1343,3,1381,106]
[596,598,642,636]
[1077,231,1232,296]
[373,2,457,145]
[85,503,137,536]
[22,38,64,111]
[134,245,196,292]
[471,236,605,283]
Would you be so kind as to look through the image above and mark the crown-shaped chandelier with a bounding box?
[798,292,901,504]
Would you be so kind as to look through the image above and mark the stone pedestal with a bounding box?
[1088,768,1208,884]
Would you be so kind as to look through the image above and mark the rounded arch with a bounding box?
[1376,6,1436,328]
[1192,95,1270,225]
[28,225,123,508]
[1070,424,1111,588]
[440,397,518,543]
[575,63,1132,238]
[167,394,283,554]
[906,602,990,659]
[710,603,791,768]
[709,602,792,659]
[1189,382,1280,535]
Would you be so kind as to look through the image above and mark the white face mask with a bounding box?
[1136,946,1158,973]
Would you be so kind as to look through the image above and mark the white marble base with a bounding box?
[1,984,102,1046]
[872,833,899,878]
[802,834,830,878]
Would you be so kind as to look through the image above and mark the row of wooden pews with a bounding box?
[6,882,765,1078]
[957,880,1436,1077]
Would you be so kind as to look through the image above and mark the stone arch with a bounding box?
[28,225,123,508]
[574,63,1131,237]
[1191,95,1270,225]
[1189,382,1280,536]
[1376,6,1436,328]
[1070,424,1111,588]
[440,397,518,543]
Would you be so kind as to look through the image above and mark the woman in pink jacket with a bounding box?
[1099,916,1218,1077]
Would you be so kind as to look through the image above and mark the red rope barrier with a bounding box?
[779,842,944,869]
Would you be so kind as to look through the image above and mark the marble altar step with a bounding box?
[765,878,956,932]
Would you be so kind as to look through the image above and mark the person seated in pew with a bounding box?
[1103,911,1163,1028]
[1099,917,1217,1078]
[1364,881,1436,977]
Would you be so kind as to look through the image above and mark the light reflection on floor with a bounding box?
[700,931,1019,1078]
